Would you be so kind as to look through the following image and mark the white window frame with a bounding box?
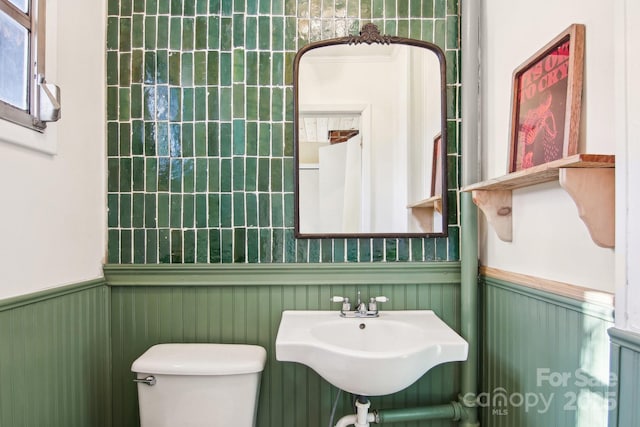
[0,0,56,132]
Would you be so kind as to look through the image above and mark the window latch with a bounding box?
[37,75,61,123]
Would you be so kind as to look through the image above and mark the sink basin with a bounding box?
[275,310,468,396]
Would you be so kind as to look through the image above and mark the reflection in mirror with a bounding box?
[294,25,448,238]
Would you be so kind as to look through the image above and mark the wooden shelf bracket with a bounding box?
[407,195,442,232]
[559,167,615,248]
[472,190,513,242]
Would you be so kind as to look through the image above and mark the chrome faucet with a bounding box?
[331,293,389,318]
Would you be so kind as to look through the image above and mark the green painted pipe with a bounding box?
[458,0,481,424]
[459,193,481,427]
[374,402,462,424]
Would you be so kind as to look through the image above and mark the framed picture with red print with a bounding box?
[430,133,442,197]
[508,24,585,173]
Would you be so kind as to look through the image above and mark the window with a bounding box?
[0,0,59,132]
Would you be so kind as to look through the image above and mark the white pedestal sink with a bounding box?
[275,310,468,396]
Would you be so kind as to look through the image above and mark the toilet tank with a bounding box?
[132,344,267,427]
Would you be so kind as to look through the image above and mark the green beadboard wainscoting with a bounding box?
[608,328,640,427]
[105,0,462,265]
[0,280,112,427]
[481,275,615,427]
[105,262,463,427]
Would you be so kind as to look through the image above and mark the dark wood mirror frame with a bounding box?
[293,23,449,238]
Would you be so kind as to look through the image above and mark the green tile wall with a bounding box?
[106,0,461,263]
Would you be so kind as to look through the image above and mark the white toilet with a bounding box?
[131,343,267,427]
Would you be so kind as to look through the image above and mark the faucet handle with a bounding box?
[368,296,389,313]
[330,296,351,312]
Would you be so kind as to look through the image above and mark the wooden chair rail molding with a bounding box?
[461,154,615,248]
[480,266,615,308]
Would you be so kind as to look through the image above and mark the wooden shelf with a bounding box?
[407,195,442,232]
[461,154,615,248]
[407,195,442,211]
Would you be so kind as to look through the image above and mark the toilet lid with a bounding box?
[131,343,267,375]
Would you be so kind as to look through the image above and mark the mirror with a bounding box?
[294,24,448,238]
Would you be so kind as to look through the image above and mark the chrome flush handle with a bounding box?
[133,375,156,386]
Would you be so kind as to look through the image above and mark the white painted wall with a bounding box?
[0,0,106,299]
[480,0,615,291]
[614,0,640,332]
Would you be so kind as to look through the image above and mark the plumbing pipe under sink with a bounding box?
[334,399,375,427]
[333,399,465,427]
